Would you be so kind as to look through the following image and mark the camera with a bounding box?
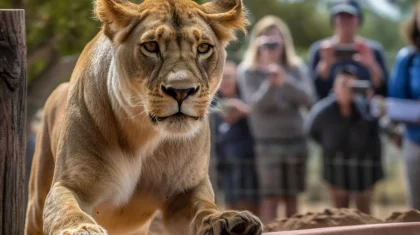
[262,41,280,50]
[335,44,358,61]
[350,80,371,97]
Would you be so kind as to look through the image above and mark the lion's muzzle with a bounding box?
[161,85,199,107]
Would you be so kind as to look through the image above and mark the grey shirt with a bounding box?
[237,62,316,142]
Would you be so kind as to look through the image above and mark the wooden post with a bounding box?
[0,9,27,235]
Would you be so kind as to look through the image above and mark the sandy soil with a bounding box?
[148,208,420,234]
[264,208,383,232]
[265,208,420,232]
[386,209,420,223]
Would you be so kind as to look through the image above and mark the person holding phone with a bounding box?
[388,2,420,209]
[308,0,389,100]
[238,16,316,222]
[305,66,384,214]
[212,61,260,215]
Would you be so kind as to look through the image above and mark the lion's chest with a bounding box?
[104,145,207,207]
[138,149,208,199]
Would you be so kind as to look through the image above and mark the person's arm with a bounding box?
[237,65,278,110]
[354,40,389,96]
[278,63,317,108]
[388,47,412,99]
[371,45,389,96]
[308,41,334,100]
[304,100,327,144]
[223,98,250,124]
[388,48,420,126]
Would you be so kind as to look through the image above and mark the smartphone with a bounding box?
[335,44,358,61]
[350,80,371,97]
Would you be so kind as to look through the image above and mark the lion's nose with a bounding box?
[161,85,199,104]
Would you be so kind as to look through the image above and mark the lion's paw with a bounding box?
[59,223,107,235]
[198,211,263,235]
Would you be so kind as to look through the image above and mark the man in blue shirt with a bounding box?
[308,0,389,100]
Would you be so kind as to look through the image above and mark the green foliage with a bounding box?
[227,0,333,63]
[360,8,405,67]
[1,0,416,82]
[227,0,411,67]
[1,0,99,82]
[25,0,100,55]
[386,0,418,14]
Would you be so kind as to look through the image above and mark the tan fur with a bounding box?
[25,0,261,234]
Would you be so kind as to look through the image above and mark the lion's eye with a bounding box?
[197,43,212,54]
[142,41,159,53]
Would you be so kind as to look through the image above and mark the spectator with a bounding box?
[213,61,260,215]
[308,0,388,100]
[388,2,420,209]
[306,66,384,214]
[238,16,316,222]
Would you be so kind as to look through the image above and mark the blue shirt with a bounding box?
[308,38,389,99]
[388,47,420,144]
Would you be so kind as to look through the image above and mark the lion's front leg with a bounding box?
[43,182,107,235]
[162,178,263,235]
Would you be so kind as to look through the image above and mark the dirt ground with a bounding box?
[148,208,420,234]
[264,208,420,232]
[264,208,381,232]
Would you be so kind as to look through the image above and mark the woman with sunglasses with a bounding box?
[238,16,316,222]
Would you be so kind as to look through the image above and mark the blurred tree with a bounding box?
[227,0,333,62]
[1,0,99,82]
[0,0,415,121]
[360,8,404,66]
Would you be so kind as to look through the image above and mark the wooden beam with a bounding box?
[0,9,27,235]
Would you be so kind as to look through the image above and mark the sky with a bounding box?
[367,0,400,19]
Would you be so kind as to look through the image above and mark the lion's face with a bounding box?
[115,6,225,136]
[96,0,247,137]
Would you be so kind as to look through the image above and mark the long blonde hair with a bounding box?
[243,16,301,69]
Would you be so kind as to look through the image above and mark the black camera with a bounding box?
[262,41,280,50]
[350,80,371,97]
[335,44,358,61]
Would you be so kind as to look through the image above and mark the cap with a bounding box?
[330,0,363,25]
[331,0,362,16]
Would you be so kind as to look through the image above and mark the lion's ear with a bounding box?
[94,0,140,38]
[201,0,249,42]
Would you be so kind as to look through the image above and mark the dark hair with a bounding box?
[402,3,420,49]
[336,65,359,78]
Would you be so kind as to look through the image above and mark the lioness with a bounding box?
[25,0,263,234]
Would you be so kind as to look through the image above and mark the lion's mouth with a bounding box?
[150,112,200,122]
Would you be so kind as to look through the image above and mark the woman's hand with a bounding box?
[223,98,250,124]
[317,40,336,80]
[354,39,383,88]
[258,63,285,86]
[353,39,376,67]
[320,40,336,65]
[266,64,286,86]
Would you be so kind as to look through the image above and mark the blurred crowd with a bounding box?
[210,0,420,223]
